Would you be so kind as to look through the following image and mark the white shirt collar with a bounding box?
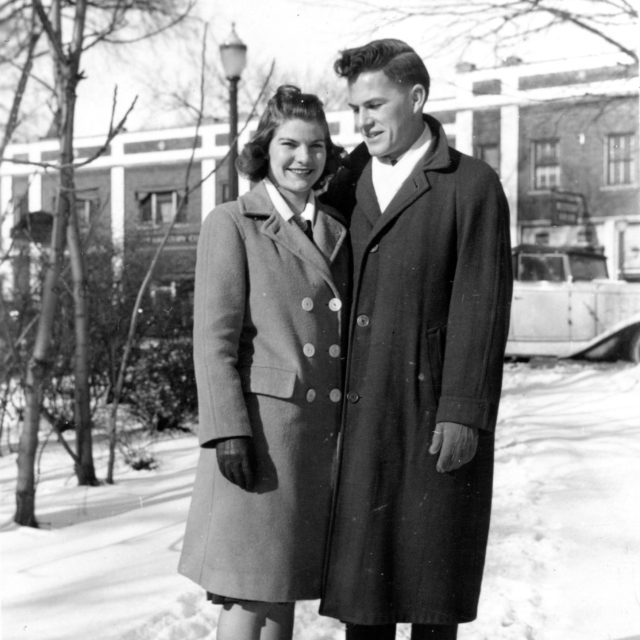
[263,178,316,225]
[371,124,433,213]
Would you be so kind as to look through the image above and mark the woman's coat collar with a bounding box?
[237,181,348,268]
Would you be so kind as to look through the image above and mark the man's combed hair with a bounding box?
[334,38,430,99]
[236,85,343,187]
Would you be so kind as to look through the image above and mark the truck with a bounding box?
[506,244,640,362]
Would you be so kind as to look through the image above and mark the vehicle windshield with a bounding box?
[569,254,608,281]
[518,254,566,282]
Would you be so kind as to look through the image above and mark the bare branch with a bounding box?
[2,91,137,171]
[538,4,637,61]
[98,0,195,46]
[0,52,56,95]
[32,0,66,62]
[70,0,89,58]
[0,10,42,162]
[74,90,138,169]
[334,0,637,63]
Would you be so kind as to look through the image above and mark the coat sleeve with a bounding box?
[435,162,513,432]
[193,205,253,447]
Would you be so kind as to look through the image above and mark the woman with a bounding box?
[178,85,349,640]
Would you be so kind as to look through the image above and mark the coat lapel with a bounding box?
[314,206,348,264]
[354,114,453,242]
[355,164,380,229]
[239,182,344,280]
[261,215,331,277]
[370,168,432,238]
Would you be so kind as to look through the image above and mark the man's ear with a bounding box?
[410,84,427,113]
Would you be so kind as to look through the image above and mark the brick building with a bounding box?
[1,53,638,312]
[444,53,639,280]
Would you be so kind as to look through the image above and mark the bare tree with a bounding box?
[0,7,43,159]
[142,28,348,130]
[2,0,194,527]
[323,0,637,64]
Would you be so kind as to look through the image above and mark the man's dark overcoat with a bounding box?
[320,115,513,625]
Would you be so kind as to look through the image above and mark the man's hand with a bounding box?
[216,436,255,490]
[428,422,478,473]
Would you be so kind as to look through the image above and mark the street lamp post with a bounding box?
[219,23,247,202]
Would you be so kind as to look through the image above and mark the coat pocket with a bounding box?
[239,365,297,399]
[426,324,447,399]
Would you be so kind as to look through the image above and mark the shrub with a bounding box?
[121,443,159,471]
[123,338,197,433]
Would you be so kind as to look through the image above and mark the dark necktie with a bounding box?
[300,218,314,244]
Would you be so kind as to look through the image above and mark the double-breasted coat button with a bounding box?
[329,388,342,403]
[347,391,360,403]
[303,343,315,357]
[301,297,314,311]
[306,389,317,403]
[329,344,341,358]
[329,298,342,312]
[356,314,370,327]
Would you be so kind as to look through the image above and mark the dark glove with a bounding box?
[428,422,478,473]
[216,436,255,490]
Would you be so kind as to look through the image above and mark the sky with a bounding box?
[71,0,637,137]
[2,360,640,639]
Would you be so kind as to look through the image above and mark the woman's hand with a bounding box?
[216,437,255,490]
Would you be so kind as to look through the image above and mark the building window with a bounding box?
[75,189,100,227]
[138,190,185,226]
[606,133,636,186]
[532,139,560,190]
[476,143,500,175]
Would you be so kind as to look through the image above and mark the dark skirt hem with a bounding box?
[206,591,294,605]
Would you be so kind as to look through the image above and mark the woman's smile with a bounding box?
[267,118,327,212]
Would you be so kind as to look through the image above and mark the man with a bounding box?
[320,39,513,640]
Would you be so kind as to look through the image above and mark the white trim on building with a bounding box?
[1,53,638,282]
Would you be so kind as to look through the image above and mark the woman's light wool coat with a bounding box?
[178,182,349,602]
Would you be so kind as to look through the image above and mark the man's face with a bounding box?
[347,70,424,163]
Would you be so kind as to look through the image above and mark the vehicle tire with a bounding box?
[628,327,640,363]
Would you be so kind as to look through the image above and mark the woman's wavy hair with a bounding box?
[334,38,430,100]
[236,85,344,189]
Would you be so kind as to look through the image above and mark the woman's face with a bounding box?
[267,118,327,202]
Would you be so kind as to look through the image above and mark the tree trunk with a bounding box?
[14,0,90,524]
[57,0,96,486]
[67,201,98,485]
[15,209,67,526]
[15,488,38,527]
[16,356,42,527]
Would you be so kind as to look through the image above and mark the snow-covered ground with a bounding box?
[2,361,640,640]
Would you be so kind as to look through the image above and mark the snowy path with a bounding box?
[2,362,640,640]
